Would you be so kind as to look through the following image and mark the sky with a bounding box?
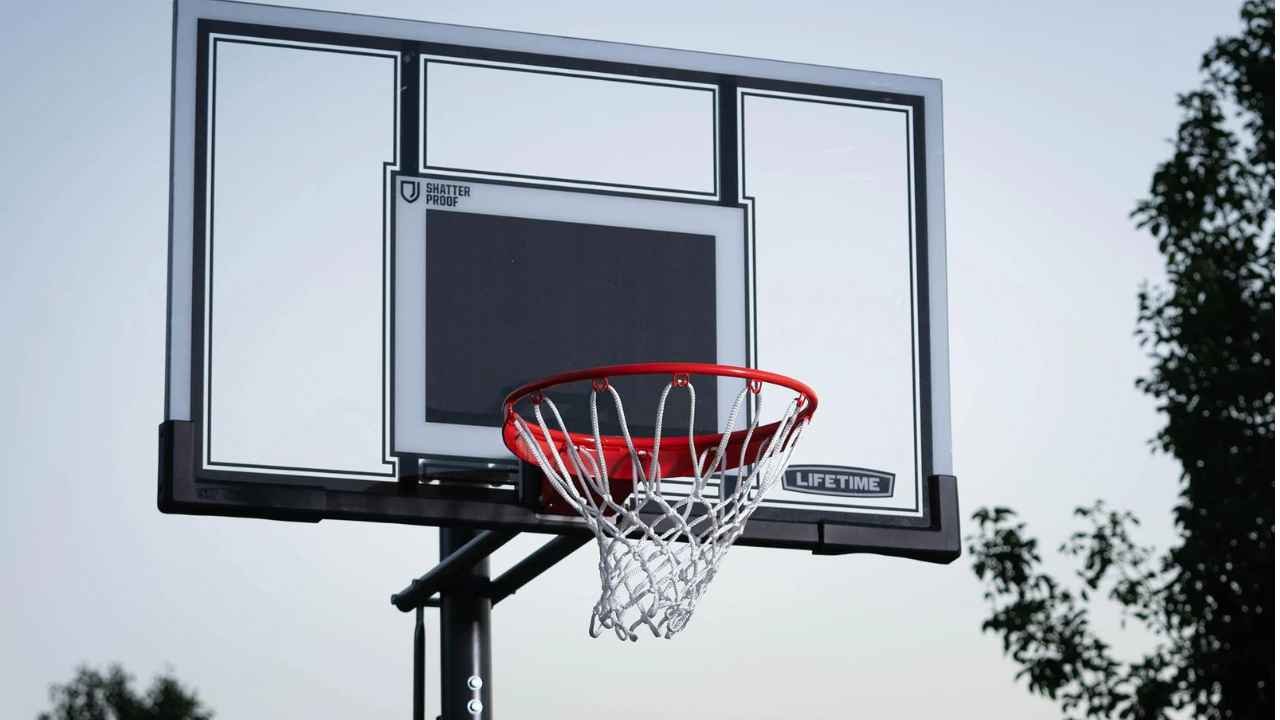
[0,1,1247,718]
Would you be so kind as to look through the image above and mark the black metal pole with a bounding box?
[439,527,492,720]
[413,606,425,720]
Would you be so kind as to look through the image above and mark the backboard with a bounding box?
[159,0,958,561]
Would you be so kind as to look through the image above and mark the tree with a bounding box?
[968,2,1273,718]
[37,664,213,720]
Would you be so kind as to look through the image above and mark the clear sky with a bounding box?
[0,1,1246,718]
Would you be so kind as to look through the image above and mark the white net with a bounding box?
[507,373,811,640]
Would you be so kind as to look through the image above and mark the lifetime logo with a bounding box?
[782,465,895,498]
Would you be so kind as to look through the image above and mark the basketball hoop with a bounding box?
[503,362,817,640]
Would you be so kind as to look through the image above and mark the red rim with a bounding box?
[502,362,817,479]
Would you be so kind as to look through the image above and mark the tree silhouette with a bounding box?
[37,664,213,720]
[968,1,1273,718]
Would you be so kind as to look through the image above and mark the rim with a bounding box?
[502,363,818,477]
[502,362,819,420]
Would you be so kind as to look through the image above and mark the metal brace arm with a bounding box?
[488,534,589,605]
[391,530,517,611]
[391,530,589,610]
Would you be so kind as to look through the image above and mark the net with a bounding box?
[504,365,815,640]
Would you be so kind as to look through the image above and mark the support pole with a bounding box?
[439,527,492,720]
[413,607,425,720]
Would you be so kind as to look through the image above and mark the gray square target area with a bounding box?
[160,0,958,560]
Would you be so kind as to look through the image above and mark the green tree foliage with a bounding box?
[968,1,1273,717]
[1131,1,1274,716]
[37,665,213,720]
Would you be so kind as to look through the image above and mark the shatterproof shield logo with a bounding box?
[782,465,895,498]
[399,179,420,204]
